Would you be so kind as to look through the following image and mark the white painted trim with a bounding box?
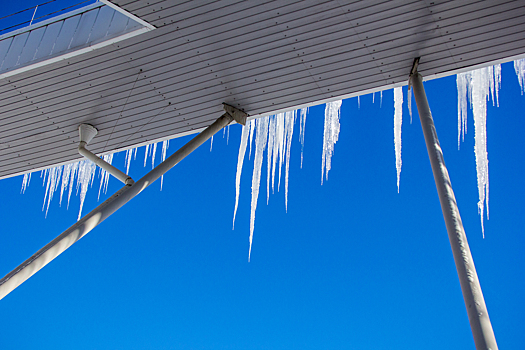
[0,27,149,80]
[99,0,155,31]
[422,53,525,82]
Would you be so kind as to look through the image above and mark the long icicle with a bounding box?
[249,117,269,261]
[394,87,403,193]
[267,116,276,204]
[284,111,296,211]
[299,107,308,168]
[321,100,342,184]
[514,58,525,94]
[457,65,501,236]
[233,120,252,229]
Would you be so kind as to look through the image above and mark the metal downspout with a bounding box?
[0,112,236,300]
[411,69,498,350]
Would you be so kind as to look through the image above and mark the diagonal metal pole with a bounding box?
[0,112,238,300]
[411,70,498,350]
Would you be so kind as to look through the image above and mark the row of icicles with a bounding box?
[21,59,525,258]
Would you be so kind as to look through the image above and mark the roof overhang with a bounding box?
[0,0,524,179]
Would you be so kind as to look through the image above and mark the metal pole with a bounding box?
[411,72,498,350]
[79,142,134,185]
[0,113,233,300]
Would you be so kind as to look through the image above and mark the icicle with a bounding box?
[233,120,252,229]
[471,69,490,237]
[210,135,213,152]
[373,91,375,103]
[160,140,169,190]
[60,163,72,206]
[271,115,281,194]
[125,149,133,174]
[98,154,113,200]
[42,166,62,217]
[494,64,501,107]
[227,125,230,145]
[76,160,97,221]
[380,91,383,108]
[321,100,342,184]
[21,173,31,193]
[144,144,150,167]
[357,95,360,109]
[277,113,286,192]
[67,162,79,209]
[514,58,525,94]
[248,118,256,160]
[41,168,48,186]
[284,111,296,211]
[456,66,501,236]
[394,87,403,193]
[299,107,308,168]
[266,116,276,204]
[408,86,413,124]
[457,73,469,149]
[249,117,268,261]
[151,142,157,169]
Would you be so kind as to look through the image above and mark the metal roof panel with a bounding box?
[0,0,524,179]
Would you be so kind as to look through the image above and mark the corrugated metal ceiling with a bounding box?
[0,0,524,180]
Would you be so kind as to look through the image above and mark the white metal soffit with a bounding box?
[0,0,524,180]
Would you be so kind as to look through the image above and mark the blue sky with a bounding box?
[1,2,524,349]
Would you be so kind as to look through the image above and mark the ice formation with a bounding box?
[407,86,413,124]
[456,64,501,236]
[22,140,170,220]
[22,58,525,252]
[299,107,308,168]
[322,100,342,184]
[160,140,169,190]
[249,117,269,261]
[21,173,31,193]
[514,58,525,94]
[232,120,252,229]
[394,87,403,193]
[98,154,114,200]
[234,108,313,260]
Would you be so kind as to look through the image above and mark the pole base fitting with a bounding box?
[223,103,248,126]
[79,124,98,145]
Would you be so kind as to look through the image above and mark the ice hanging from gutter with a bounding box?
[232,111,300,261]
[249,117,269,261]
[322,101,342,184]
[456,64,501,236]
[514,58,525,94]
[299,108,308,168]
[22,140,169,220]
[234,103,346,260]
[393,87,403,193]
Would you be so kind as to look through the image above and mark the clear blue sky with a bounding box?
[1,2,524,349]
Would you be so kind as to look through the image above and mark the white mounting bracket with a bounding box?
[223,103,248,126]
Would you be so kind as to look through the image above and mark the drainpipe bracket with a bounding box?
[223,103,248,126]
